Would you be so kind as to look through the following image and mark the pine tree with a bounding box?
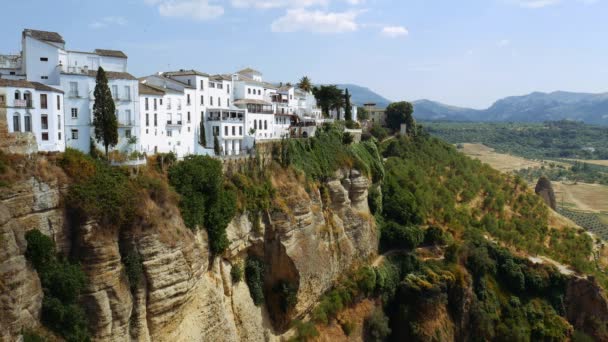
[92,67,118,158]
[344,88,352,122]
[200,121,206,147]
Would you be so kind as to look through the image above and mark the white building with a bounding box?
[0,29,140,154]
[0,79,65,152]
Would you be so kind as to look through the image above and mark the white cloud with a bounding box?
[145,0,224,20]
[271,8,361,33]
[89,16,128,29]
[381,26,408,38]
[230,0,364,8]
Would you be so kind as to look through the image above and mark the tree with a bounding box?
[298,76,312,92]
[358,106,369,121]
[92,67,118,158]
[199,121,207,147]
[344,88,352,122]
[213,135,220,156]
[313,85,344,117]
[385,101,415,134]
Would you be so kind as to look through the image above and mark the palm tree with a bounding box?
[298,76,313,93]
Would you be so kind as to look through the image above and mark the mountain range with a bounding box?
[335,85,608,125]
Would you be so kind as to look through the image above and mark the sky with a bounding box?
[1,0,607,108]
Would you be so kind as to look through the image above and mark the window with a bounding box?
[14,91,20,100]
[12,115,20,132]
[56,95,60,110]
[177,99,182,110]
[213,126,219,136]
[248,88,251,95]
[69,82,78,97]
[218,98,221,107]
[200,95,204,105]
[0,95,4,105]
[254,120,257,130]
[40,57,48,61]
[71,108,78,118]
[24,115,31,132]
[210,82,216,88]
[227,99,230,107]
[187,112,191,123]
[167,98,171,110]
[42,132,49,141]
[71,129,78,140]
[225,126,228,136]
[41,76,48,80]
[187,94,191,105]
[258,89,261,95]
[40,94,48,109]
[210,97,214,106]
[187,79,191,85]
[227,84,230,94]
[41,115,48,130]
[124,86,131,100]
[145,98,149,111]
[232,126,235,135]
[57,115,61,130]
[125,129,132,138]
[160,99,163,105]
[200,80,204,90]
[264,120,267,130]
[167,130,172,137]
[58,132,61,140]
[258,120,262,130]
[239,126,243,135]
[112,85,118,99]
[217,83,223,90]
[154,98,157,110]
[125,110,132,125]
[154,114,158,126]
[146,114,149,127]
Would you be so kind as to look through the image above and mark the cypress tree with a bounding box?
[345,88,352,122]
[92,67,118,158]
[200,121,206,147]
[214,135,221,156]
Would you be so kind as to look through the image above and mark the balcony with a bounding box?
[119,120,136,127]
[68,91,80,98]
[167,120,183,127]
[14,99,32,108]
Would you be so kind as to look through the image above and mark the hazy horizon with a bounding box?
[1,0,607,108]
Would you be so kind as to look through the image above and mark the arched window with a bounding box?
[14,90,21,100]
[24,91,32,107]
[12,113,21,132]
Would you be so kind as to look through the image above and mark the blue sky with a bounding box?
[1,0,606,108]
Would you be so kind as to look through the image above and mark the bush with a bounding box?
[25,230,89,341]
[123,250,143,292]
[341,321,355,336]
[231,263,243,283]
[365,308,391,342]
[370,124,389,141]
[289,320,319,342]
[169,156,237,255]
[342,132,354,145]
[424,226,448,246]
[22,330,44,342]
[381,221,424,250]
[245,257,265,306]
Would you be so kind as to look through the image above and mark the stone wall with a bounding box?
[0,104,37,155]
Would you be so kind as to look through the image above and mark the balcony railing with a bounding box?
[68,91,80,98]
[119,120,136,127]
[207,116,244,122]
[14,99,32,108]
[167,120,183,126]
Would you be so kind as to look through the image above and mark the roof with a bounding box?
[31,82,64,94]
[211,74,231,81]
[142,74,196,89]
[234,74,277,89]
[94,49,128,58]
[234,99,272,106]
[23,29,65,44]
[0,79,63,93]
[87,70,137,80]
[237,67,262,76]
[163,69,210,77]
[139,83,165,96]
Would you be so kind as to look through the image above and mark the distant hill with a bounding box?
[335,84,392,108]
[414,91,608,125]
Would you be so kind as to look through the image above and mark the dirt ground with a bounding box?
[564,159,608,167]
[553,182,608,213]
[458,143,544,173]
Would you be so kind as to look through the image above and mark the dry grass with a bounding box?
[312,299,378,342]
[553,182,608,213]
[563,158,608,167]
[458,143,544,173]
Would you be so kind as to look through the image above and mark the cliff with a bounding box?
[0,155,377,341]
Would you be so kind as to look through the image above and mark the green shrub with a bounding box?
[231,263,243,283]
[25,230,89,341]
[341,321,355,336]
[245,256,265,306]
[370,124,389,141]
[22,330,45,342]
[289,320,319,342]
[381,221,424,250]
[342,132,354,145]
[424,226,448,246]
[365,308,391,342]
[169,156,237,255]
[123,250,143,292]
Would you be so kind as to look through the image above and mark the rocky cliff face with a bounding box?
[0,162,377,341]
